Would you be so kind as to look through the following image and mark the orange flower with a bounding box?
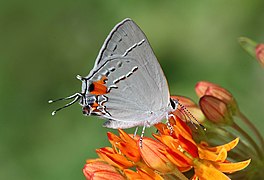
[83,159,125,180]
[154,116,250,180]
[83,115,251,180]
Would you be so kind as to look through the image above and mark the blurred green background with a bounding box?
[1,0,264,179]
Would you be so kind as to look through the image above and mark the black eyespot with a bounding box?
[170,98,176,109]
[88,83,95,92]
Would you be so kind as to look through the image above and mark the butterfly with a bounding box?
[49,18,202,144]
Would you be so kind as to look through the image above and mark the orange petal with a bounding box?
[110,129,140,162]
[198,147,227,162]
[96,147,134,169]
[138,168,164,180]
[194,159,230,180]
[107,130,141,163]
[140,137,176,173]
[123,169,144,179]
[153,135,193,167]
[195,81,232,102]
[155,123,170,135]
[83,160,125,180]
[153,134,179,150]
[107,132,122,146]
[204,138,239,153]
[118,129,141,162]
[178,134,198,158]
[165,148,192,167]
[174,116,193,139]
[212,159,251,173]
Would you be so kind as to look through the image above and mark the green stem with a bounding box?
[237,111,264,151]
[171,169,188,180]
[232,122,263,158]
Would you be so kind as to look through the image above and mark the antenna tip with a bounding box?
[76,75,83,80]
[200,124,206,131]
[48,100,53,103]
[51,111,56,116]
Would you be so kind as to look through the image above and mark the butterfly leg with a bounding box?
[166,113,176,135]
[133,126,138,138]
[139,125,146,148]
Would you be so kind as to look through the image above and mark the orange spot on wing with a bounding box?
[91,102,99,111]
[90,76,108,95]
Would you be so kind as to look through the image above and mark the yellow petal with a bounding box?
[212,159,251,173]
[194,159,230,180]
[205,138,239,153]
[215,148,227,162]
[198,147,227,162]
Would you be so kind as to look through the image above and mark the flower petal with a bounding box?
[212,159,251,173]
[140,137,176,173]
[201,138,239,153]
[96,147,134,169]
[165,148,192,167]
[178,134,199,158]
[123,169,144,179]
[198,147,227,162]
[194,159,230,180]
[118,129,141,162]
[83,160,125,180]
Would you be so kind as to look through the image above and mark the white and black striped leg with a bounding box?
[166,113,176,135]
[139,125,146,148]
[133,126,138,138]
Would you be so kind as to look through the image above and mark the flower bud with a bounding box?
[238,37,257,58]
[83,160,125,180]
[140,138,176,173]
[256,43,264,66]
[195,81,239,115]
[199,95,233,125]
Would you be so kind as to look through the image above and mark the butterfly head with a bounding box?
[49,75,97,116]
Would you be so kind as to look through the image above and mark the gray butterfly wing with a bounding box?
[86,19,171,128]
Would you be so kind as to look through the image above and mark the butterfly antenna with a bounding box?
[48,93,82,115]
[178,102,206,131]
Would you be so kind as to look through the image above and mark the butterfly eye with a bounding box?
[170,98,177,110]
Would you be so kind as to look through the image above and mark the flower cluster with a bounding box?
[82,81,262,179]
